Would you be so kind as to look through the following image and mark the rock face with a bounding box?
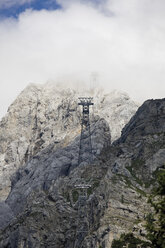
[0,83,138,201]
[0,98,165,248]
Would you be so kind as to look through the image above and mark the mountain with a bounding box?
[0,96,165,248]
[0,83,138,201]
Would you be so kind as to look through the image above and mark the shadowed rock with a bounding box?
[0,99,165,248]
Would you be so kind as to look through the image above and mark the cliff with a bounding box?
[0,83,138,201]
[0,96,165,248]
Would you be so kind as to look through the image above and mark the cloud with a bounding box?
[0,0,165,118]
[56,0,106,6]
[0,0,34,9]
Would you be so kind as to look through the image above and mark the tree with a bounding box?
[145,169,165,248]
[111,233,150,248]
[112,169,165,248]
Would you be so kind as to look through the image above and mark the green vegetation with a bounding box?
[72,190,79,203]
[112,168,165,248]
[112,233,151,248]
[145,169,165,248]
[62,178,101,204]
[111,175,118,184]
[117,174,146,197]
[131,159,145,170]
[63,192,70,202]
[87,179,100,196]
[116,174,133,188]
[144,168,163,189]
[134,186,147,197]
[121,194,124,204]
[124,177,132,188]
[126,159,145,186]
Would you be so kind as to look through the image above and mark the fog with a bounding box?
[0,0,165,119]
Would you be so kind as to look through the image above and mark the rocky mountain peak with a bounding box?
[0,87,165,247]
[119,98,165,143]
[0,83,138,201]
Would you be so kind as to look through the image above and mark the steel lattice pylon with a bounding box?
[74,183,91,248]
[78,97,94,165]
[73,97,93,248]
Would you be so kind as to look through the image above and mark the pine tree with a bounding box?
[111,169,165,248]
[145,169,165,248]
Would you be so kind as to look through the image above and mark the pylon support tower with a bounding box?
[74,183,91,248]
[78,97,94,165]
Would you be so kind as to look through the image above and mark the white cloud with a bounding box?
[0,0,34,9]
[0,0,165,119]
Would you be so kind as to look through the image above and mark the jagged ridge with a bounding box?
[0,98,165,248]
[0,83,138,201]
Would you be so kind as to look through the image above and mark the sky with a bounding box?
[0,0,165,119]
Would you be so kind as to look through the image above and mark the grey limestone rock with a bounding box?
[0,98,164,248]
[0,202,14,229]
[0,83,138,201]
